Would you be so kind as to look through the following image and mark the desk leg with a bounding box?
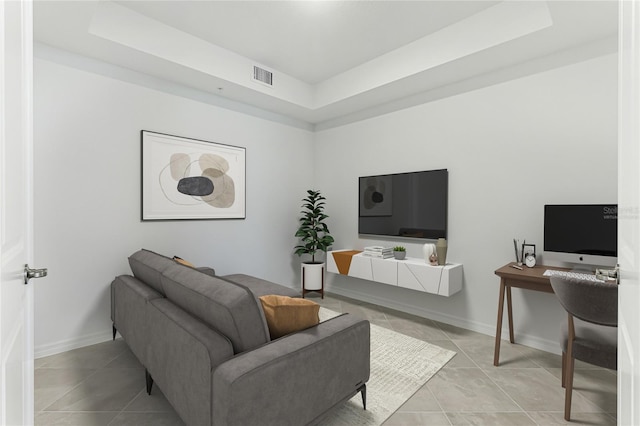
[493,278,506,366]
[506,286,514,344]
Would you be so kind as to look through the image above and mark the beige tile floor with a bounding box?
[35,293,617,426]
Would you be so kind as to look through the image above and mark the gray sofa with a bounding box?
[110,249,370,426]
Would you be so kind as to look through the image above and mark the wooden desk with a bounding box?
[493,262,570,366]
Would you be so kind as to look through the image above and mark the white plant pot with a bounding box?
[301,262,324,291]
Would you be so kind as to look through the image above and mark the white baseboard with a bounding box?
[35,286,560,359]
[327,285,560,355]
[35,330,113,359]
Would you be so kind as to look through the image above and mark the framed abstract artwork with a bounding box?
[141,131,246,220]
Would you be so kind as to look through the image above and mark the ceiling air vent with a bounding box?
[253,66,273,86]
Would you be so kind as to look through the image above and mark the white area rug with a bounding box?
[317,308,456,426]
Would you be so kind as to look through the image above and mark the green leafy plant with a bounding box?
[393,246,406,252]
[294,190,334,263]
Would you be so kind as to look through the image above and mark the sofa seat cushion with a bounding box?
[161,265,270,354]
[259,295,320,339]
[222,274,300,298]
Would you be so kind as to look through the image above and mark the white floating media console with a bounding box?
[327,250,462,296]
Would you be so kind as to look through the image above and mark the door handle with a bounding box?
[24,264,48,284]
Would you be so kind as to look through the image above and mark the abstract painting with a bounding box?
[359,175,393,217]
[141,131,246,220]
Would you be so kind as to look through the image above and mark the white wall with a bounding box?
[315,53,618,353]
[33,58,314,357]
[33,51,617,357]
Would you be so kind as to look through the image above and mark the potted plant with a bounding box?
[294,190,334,297]
[393,246,406,260]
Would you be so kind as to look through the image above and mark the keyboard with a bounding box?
[543,269,603,282]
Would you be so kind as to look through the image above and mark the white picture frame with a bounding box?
[141,131,246,220]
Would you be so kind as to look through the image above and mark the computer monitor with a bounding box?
[543,204,617,269]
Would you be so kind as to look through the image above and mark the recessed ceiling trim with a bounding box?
[89,1,312,107]
[85,0,554,113]
[34,0,617,127]
[316,1,554,107]
[34,42,315,132]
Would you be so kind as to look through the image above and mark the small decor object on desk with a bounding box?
[294,189,334,298]
[522,243,536,268]
[513,238,524,265]
[524,253,536,268]
[393,246,406,260]
[436,238,447,265]
[596,265,619,283]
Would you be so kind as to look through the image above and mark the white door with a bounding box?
[0,1,40,425]
[618,1,640,424]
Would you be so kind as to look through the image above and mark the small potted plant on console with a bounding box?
[393,246,406,260]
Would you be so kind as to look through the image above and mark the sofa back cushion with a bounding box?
[161,265,270,354]
[221,274,300,298]
[128,249,178,295]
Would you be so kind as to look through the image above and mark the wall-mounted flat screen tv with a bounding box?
[358,169,448,240]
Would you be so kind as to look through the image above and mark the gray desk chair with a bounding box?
[549,276,617,421]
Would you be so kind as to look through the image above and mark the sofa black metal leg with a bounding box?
[359,384,366,410]
[145,369,154,395]
[112,324,117,341]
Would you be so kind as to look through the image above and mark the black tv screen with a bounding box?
[358,169,448,239]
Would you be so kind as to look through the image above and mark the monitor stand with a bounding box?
[570,265,595,274]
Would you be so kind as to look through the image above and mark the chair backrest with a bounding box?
[549,276,618,326]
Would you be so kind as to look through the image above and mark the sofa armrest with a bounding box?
[147,298,234,426]
[111,275,163,323]
[212,314,370,426]
[110,275,164,365]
